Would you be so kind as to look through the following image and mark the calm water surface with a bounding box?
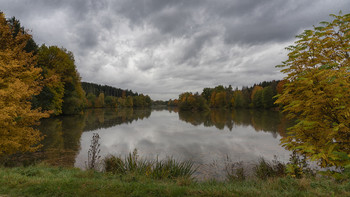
[38,108,291,179]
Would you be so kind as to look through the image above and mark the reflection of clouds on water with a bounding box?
[75,110,290,171]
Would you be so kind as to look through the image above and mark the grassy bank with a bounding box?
[0,164,349,197]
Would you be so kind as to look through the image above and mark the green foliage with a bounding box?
[151,157,195,180]
[133,94,152,107]
[36,45,85,115]
[85,91,151,109]
[276,13,350,169]
[262,86,275,109]
[285,151,314,179]
[201,87,213,101]
[81,82,137,98]
[178,92,209,111]
[104,96,117,107]
[125,96,133,108]
[86,93,96,108]
[175,82,280,110]
[252,89,263,108]
[232,91,246,108]
[104,155,125,174]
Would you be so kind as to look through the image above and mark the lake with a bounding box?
[37,108,292,179]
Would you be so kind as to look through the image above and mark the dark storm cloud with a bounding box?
[0,0,349,100]
[177,31,218,65]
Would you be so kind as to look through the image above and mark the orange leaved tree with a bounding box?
[0,12,49,156]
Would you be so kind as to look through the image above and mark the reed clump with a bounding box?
[103,149,195,180]
[253,157,286,180]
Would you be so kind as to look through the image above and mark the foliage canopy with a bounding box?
[34,45,86,115]
[276,13,350,168]
[0,13,49,156]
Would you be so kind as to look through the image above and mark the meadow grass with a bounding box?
[0,164,349,197]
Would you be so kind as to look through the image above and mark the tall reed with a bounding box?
[103,150,195,179]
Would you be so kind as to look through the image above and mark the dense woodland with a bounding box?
[82,82,151,108]
[168,80,282,111]
[81,82,137,98]
[84,90,152,108]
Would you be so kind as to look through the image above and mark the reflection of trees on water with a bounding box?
[36,108,151,166]
[28,108,290,167]
[38,115,86,166]
[178,109,292,137]
[83,108,151,132]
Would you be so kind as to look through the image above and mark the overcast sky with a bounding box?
[1,0,349,100]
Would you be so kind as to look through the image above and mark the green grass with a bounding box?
[0,164,349,197]
[104,152,195,179]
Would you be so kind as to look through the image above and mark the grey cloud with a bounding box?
[1,0,349,100]
[75,26,99,49]
[176,31,217,65]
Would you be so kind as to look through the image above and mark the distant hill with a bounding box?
[81,82,138,97]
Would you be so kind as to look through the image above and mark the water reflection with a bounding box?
[39,115,85,166]
[178,109,291,138]
[31,108,291,180]
[74,108,291,179]
[35,108,151,166]
[83,108,151,131]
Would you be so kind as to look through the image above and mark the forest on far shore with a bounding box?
[168,80,284,111]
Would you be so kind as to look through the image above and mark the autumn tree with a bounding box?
[94,93,105,108]
[178,92,208,111]
[276,80,287,94]
[250,85,263,101]
[0,12,49,156]
[275,13,350,169]
[6,16,38,54]
[35,45,86,115]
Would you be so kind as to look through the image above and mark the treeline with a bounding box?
[85,91,152,108]
[81,82,137,98]
[82,82,151,108]
[168,80,284,111]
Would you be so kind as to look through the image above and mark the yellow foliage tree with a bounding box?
[251,85,263,101]
[275,13,350,168]
[0,13,49,156]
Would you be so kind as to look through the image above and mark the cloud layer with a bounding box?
[1,0,349,99]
